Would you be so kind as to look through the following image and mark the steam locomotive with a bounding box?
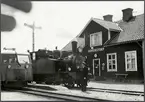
[30,41,87,88]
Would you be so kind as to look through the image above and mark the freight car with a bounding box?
[1,48,33,88]
[30,41,89,88]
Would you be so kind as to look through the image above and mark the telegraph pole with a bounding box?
[24,22,41,52]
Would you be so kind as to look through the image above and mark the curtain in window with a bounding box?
[90,32,102,47]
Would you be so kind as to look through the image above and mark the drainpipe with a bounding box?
[142,40,145,83]
[0,47,1,87]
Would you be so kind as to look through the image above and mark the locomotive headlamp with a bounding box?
[68,67,71,71]
[7,65,11,69]
[25,64,29,69]
[77,66,79,69]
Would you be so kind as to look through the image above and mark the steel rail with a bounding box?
[88,87,144,96]
[1,87,65,101]
[23,87,106,101]
[11,87,106,101]
[28,83,144,97]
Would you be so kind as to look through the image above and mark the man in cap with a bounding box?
[81,62,88,91]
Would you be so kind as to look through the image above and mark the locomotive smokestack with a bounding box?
[71,40,77,55]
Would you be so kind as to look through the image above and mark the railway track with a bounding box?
[27,83,144,97]
[2,84,143,101]
[88,87,144,96]
[24,87,104,101]
[6,87,106,101]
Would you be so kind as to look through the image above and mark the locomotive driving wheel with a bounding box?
[64,75,75,88]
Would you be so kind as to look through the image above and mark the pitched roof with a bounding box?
[62,14,144,51]
[61,37,85,52]
[108,14,144,45]
[62,17,122,51]
[92,18,122,31]
[79,18,122,37]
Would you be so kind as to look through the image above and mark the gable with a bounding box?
[79,18,122,37]
[92,18,122,31]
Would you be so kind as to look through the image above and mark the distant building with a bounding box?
[61,37,85,57]
[62,8,144,81]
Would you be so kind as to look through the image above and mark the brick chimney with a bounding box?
[103,14,113,22]
[122,8,133,22]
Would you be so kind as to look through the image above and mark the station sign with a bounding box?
[88,48,104,53]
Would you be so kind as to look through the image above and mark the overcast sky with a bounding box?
[1,1,144,53]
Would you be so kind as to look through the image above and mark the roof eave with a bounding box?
[79,18,94,37]
[109,28,122,32]
[104,39,144,47]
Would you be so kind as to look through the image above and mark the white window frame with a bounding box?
[107,53,117,72]
[90,31,102,47]
[125,50,137,71]
[108,30,110,40]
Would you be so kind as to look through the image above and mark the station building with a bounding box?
[62,8,144,82]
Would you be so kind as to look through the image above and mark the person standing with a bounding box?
[81,62,88,92]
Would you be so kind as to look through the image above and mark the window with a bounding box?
[90,32,102,47]
[125,51,137,71]
[17,55,30,64]
[2,54,17,64]
[107,53,117,72]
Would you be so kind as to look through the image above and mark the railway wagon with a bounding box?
[1,50,33,87]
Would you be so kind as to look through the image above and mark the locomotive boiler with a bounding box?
[62,41,86,87]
